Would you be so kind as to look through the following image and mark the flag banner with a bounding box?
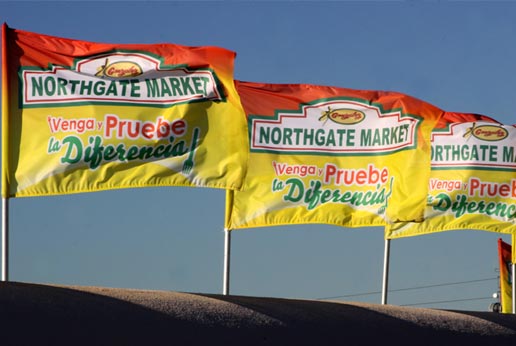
[1,24,248,197]
[513,234,516,264]
[225,81,444,230]
[386,114,516,239]
[498,238,513,314]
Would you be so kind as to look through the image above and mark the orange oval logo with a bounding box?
[98,61,142,78]
[472,125,508,141]
[327,109,365,125]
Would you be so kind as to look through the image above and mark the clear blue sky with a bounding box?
[2,1,515,311]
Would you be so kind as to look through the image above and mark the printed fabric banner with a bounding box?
[514,234,516,264]
[498,238,513,314]
[225,81,445,230]
[1,24,248,197]
[386,112,516,239]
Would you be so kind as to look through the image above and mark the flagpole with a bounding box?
[382,238,391,305]
[223,228,231,295]
[1,24,9,282]
[1,197,8,281]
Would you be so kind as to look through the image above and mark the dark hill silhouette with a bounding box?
[0,281,515,345]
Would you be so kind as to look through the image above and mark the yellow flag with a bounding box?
[387,113,516,239]
[2,24,248,197]
[513,234,516,264]
[498,238,513,314]
[226,81,444,230]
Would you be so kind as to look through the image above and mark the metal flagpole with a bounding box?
[223,228,231,295]
[1,24,10,282]
[381,238,391,305]
[2,197,8,281]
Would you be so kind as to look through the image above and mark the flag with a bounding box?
[513,234,516,264]
[498,238,512,314]
[225,81,445,230]
[386,112,516,239]
[1,24,248,197]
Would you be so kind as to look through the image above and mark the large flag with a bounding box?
[498,238,513,314]
[386,112,516,239]
[1,24,248,197]
[225,81,445,230]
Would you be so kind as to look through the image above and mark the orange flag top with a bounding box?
[2,24,249,197]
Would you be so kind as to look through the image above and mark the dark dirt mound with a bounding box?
[0,281,515,345]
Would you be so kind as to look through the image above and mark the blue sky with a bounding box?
[2,1,516,311]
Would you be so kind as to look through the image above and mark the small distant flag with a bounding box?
[498,238,513,314]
